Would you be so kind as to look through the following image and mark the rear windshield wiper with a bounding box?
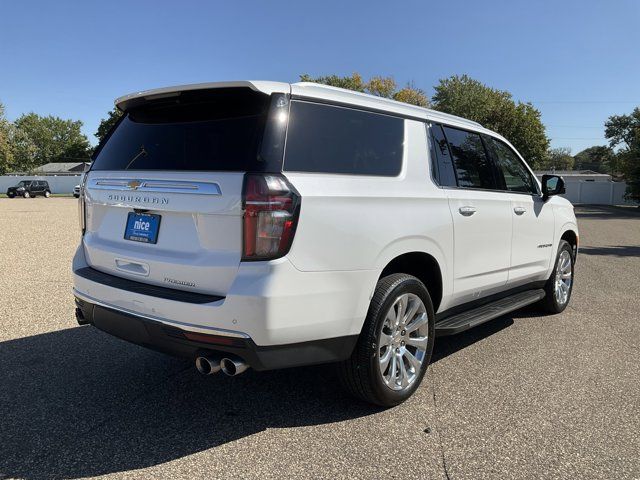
[125,145,148,170]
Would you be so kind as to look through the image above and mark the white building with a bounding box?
[534,170,631,205]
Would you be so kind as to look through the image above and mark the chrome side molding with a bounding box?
[88,178,222,195]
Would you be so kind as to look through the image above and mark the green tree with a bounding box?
[0,102,14,174]
[573,145,616,173]
[605,107,640,202]
[95,107,123,143]
[538,147,575,171]
[393,82,429,107]
[13,113,91,170]
[431,75,549,168]
[299,73,366,92]
[366,76,396,98]
[299,73,429,107]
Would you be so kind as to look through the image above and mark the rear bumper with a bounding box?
[74,296,357,370]
[72,243,378,368]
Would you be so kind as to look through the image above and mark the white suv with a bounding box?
[73,81,578,406]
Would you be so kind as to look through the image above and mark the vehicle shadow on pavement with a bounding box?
[574,204,640,219]
[577,245,640,257]
[0,326,384,479]
[431,315,514,363]
[1,314,519,480]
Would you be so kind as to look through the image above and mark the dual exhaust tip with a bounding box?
[195,355,249,377]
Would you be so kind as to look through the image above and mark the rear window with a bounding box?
[442,126,497,189]
[91,88,273,171]
[284,101,404,176]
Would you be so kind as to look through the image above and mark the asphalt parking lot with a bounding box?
[0,198,638,480]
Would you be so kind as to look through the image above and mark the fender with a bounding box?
[372,235,452,310]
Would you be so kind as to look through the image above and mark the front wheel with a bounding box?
[23,191,30,198]
[338,273,435,407]
[539,240,575,313]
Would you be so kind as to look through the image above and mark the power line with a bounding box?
[546,125,604,129]
[531,100,639,104]
[549,137,606,140]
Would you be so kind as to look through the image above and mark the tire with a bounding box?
[44,190,51,198]
[539,240,575,313]
[23,191,30,198]
[338,273,435,407]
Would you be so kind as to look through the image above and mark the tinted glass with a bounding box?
[443,126,496,189]
[429,123,457,187]
[92,88,272,171]
[488,137,536,193]
[284,101,403,176]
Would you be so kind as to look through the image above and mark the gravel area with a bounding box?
[0,198,638,479]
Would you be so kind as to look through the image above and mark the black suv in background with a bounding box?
[6,180,52,198]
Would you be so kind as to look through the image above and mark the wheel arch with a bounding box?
[560,229,578,251]
[378,251,443,313]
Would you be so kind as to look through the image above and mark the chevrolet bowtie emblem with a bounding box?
[127,180,143,190]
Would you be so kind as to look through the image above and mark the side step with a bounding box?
[435,289,546,336]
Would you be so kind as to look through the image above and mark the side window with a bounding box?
[428,123,457,187]
[488,137,537,194]
[442,126,497,189]
[284,101,404,176]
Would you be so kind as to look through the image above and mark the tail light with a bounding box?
[242,174,300,261]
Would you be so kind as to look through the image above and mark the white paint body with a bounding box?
[72,81,578,347]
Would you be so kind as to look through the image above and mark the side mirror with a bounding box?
[542,174,565,200]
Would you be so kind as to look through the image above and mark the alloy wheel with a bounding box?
[554,250,573,305]
[378,293,429,391]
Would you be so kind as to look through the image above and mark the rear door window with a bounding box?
[428,123,457,187]
[442,126,497,189]
[284,101,404,176]
[487,137,537,194]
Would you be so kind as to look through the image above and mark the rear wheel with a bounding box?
[539,240,574,313]
[338,273,435,407]
[44,190,51,198]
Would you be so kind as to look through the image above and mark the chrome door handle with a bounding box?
[514,207,527,215]
[458,206,477,217]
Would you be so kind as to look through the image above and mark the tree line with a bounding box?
[1,74,638,201]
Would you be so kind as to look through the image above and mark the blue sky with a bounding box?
[1,0,638,153]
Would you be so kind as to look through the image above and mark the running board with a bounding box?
[435,289,546,336]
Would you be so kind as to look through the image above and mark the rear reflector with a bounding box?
[183,332,245,347]
[242,174,300,261]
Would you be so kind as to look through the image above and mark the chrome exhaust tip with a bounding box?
[220,357,249,376]
[195,355,221,375]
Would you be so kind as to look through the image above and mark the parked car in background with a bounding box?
[73,81,578,406]
[6,180,51,198]
[73,185,81,198]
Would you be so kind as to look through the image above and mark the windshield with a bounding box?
[92,88,277,172]
[15,181,30,187]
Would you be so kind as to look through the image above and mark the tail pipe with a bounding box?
[220,356,249,376]
[195,355,221,375]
